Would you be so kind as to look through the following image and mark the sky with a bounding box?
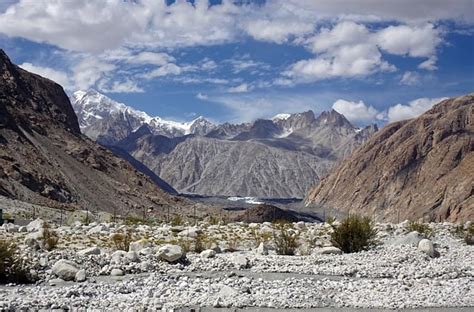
[0,0,473,126]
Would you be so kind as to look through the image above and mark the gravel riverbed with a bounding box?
[0,220,472,310]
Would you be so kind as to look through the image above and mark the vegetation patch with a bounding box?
[330,215,377,253]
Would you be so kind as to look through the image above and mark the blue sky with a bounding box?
[0,0,473,126]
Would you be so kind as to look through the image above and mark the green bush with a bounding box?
[407,221,433,238]
[171,214,183,226]
[0,240,32,284]
[330,215,377,253]
[273,222,299,256]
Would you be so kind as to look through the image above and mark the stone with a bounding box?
[389,231,423,247]
[126,251,140,263]
[157,244,184,263]
[255,242,269,255]
[26,219,45,232]
[111,250,128,264]
[75,269,86,282]
[418,239,438,258]
[48,278,65,286]
[87,224,109,235]
[315,246,343,255]
[77,246,101,256]
[111,269,124,276]
[52,260,80,281]
[230,254,250,269]
[24,229,45,250]
[129,239,153,252]
[178,227,202,238]
[200,249,217,259]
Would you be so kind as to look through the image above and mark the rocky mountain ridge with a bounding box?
[0,50,186,218]
[306,94,474,222]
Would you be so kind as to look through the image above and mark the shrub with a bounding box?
[0,240,32,284]
[326,215,336,225]
[330,215,377,253]
[40,223,59,251]
[407,221,433,238]
[193,233,214,253]
[273,222,299,255]
[171,214,183,226]
[465,223,474,245]
[110,229,134,251]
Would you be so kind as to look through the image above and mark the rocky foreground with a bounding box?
[0,219,473,310]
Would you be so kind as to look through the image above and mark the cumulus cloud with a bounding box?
[19,63,72,90]
[332,99,384,124]
[400,71,421,86]
[387,97,447,122]
[141,63,184,80]
[418,56,438,71]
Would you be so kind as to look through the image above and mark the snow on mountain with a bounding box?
[71,90,215,143]
[271,113,291,121]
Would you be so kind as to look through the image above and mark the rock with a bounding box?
[24,229,45,250]
[230,254,250,269]
[87,224,109,235]
[3,223,18,233]
[111,250,128,264]
[389,231,423,247]
[52,260,80,281]
[126,251,140,263]
[75,269,86,282]
[178,227,202,238]
[48,278,65,286]
[418,239,439,258]
[129,239,153,252]
[157,244,184,263]
[18,226,27,233]
[255,242,269,255]
[111,269,124,276]
[77,246,101,256]
[27,219,45,232]
[315,246,343,255]
[200,249,217,259]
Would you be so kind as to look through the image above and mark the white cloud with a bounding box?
[228,83,252,93]
[387,97,447,122]
[141,63,183,80]
[128,52,175,66]
[19,62,72,90]
[243,19,314,43]
[72,57,116,90]
[98,79,144,94]
[400,71,421,86]
[196,93,208,100]
[376,24,441,57]
[332,99,384,124]
[418,56,438,71]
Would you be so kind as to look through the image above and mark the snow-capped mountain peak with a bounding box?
[71,90,215,144]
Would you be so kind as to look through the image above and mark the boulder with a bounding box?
[52,260,80,281]
[27,219,45,232]
[75,269,86,282]
[77,246,101,256]
[255,242,269,255]
[418,239,439,258]
[24,229,45,250]
[111,250,128,264]
[230,254,250,269]
[200,249,217,259]
[178,227,202,238]
[389,231,423,247]
[129,239,153,252]
[126,251,140,263]
[87,224,109,235]
[111,269,124,276]
[315,246,343,255]
[157,244,184,263]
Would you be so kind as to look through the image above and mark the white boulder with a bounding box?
[26,219,45,232]
[77,246,101,256]
[129,239,153,252]
[157,244,184,263]
[418,239,438,258]
[52,260,80,281]
[255,242,269,255]
[200,249,217,259]
[389,231,423,247]
[315,246,343,255]
[75,269,86,282]
[111,269,124,276]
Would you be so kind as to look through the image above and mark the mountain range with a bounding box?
[0,49,187,218]
[72,90,377,198]
[306,94,474,222]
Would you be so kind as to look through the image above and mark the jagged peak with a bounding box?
[316,109,355,129]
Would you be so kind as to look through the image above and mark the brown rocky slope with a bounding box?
[0,49,186,219]
[306,94,473,222]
